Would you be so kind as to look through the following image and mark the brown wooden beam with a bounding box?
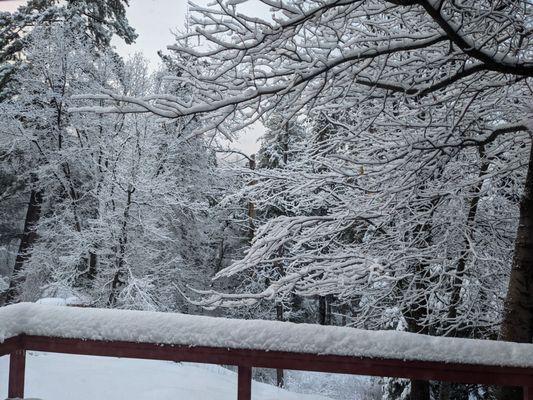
[238,366,252,400]
[20,335,533,387]
[524,387,533,400]
[0,337,21,357]
[8,349,25,399]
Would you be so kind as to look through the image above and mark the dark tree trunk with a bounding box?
[87,251,97,281]
[411,380,431,400]
[317,295,333,325]
[4,189,43,304]
[108,186,134,306]
[276,368,284,388]
[438,383,451,400]
[318,296,327,325]
[247,154,256,244]
[276,301,284,387]
[497,143,533,400]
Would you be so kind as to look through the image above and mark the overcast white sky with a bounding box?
[0,0,21,12]
[0,0,264,155]
[112,0,188,68]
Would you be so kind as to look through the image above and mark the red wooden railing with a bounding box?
[2,332,533,400]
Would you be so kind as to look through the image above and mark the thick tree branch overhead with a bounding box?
[74,0,531,147]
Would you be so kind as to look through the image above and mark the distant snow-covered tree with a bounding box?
[0,0,136,98]
[0,23,223,311]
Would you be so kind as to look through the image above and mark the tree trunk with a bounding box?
[497,143,533,400]
[247,154,256,243]
[87,251,97,281]
[318,296,327,325]
[411,380,431,400]
[108,186,134,306]
[4,189,43,304]
[276,301,284,387]
[438,382,451,400]
[276,368,284,388]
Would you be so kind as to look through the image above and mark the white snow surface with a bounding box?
[0,352,330,400]
[1,303,533,368]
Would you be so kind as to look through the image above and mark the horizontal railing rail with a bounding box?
[1,333,533,399]
[1,303,533,399]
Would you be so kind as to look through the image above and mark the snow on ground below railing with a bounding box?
[0,352,331,400]
[1,302,532,368]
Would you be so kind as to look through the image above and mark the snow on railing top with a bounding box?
[1,302,532,368]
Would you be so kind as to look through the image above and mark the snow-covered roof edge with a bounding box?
[1,303,532,368]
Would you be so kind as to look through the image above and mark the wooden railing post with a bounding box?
[524,387,533,400]
[237,366,252,400]
[8,349,25,399]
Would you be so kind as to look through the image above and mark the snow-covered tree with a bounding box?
[0,0,136,303]
[79,1,532,399]
[0,22,223,311]
[0,20,111,303]
[0,0,135,97]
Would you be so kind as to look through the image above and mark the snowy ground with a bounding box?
[0,351,334,400]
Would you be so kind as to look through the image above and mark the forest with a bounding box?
[0,1,531,399]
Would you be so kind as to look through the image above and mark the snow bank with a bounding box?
[1,303,532,368]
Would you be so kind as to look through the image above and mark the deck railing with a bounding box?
[1,305,533,399]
